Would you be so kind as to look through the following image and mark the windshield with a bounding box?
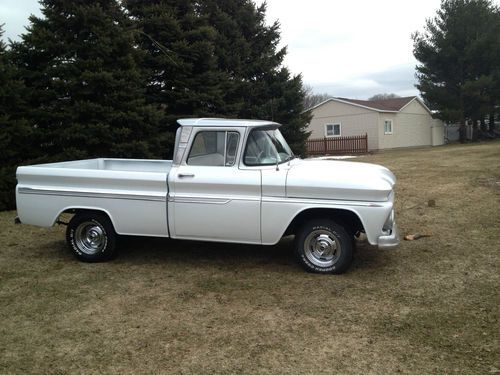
[244,128,294,166]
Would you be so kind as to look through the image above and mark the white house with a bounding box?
[307,96,444,151]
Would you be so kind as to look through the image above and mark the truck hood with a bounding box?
[286,159,396,202]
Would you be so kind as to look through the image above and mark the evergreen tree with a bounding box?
[126,0,224,157]
[0,25,33,210]
[413,0,500,139]
[201,0,311,155]
[10,0,163,161]
[126,0,310,156]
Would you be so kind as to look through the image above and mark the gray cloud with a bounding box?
[310,63,420,99]
[2,0,422,102]
[0,0,41,42]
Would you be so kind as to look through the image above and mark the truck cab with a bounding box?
[169,118,294,244]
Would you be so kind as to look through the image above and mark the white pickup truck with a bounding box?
[16,118,399,274]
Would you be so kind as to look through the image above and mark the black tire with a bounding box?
[66,211,117,262]
[295,219,353,274]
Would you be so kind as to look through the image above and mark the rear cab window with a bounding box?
[187,131,240,166]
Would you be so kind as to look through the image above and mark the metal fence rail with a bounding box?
[306,134,368,156]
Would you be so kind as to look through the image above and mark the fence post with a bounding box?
[323,137,327,155]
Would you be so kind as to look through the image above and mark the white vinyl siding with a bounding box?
[378,100,439,149]
[307,100,379,150]
[325,123,341,137]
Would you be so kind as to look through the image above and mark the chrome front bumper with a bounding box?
[378,223,400,249]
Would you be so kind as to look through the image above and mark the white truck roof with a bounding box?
[177,118,280,128]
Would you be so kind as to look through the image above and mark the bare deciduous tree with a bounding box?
[303,84,332,110]
[368,93,401,101]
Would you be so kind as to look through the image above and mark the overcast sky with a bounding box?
[254,0,445,99]
[2,0,494,99]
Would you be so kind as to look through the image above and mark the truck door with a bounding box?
[169,129,261,243]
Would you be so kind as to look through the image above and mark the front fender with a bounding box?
[260,196,393,245]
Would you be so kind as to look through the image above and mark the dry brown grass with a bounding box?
[1,141,499,374]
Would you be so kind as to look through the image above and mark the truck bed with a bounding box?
[16,158,171,237]
[37,158,172,173]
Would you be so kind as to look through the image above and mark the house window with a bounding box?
[384,120,393,135]
[325,123,341,137]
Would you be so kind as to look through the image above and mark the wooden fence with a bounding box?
[306,134,368,156]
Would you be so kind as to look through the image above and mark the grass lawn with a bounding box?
[1,141,499,374]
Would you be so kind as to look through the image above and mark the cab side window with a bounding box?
[225,132,239,166]
[187,131,240,166]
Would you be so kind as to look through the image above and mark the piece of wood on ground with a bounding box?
[404,233,431,241]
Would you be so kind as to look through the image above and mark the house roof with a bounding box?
[335,96,415,111]
[306,96,432,114]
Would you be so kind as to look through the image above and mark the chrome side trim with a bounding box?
[172,197,231,205]
[170,194,260,204]
[18,187,166,202]
[261,196,384,208]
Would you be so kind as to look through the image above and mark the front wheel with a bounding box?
[295,219,353,274]
[66,212,117,262]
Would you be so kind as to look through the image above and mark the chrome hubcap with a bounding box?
[304,230,341,267]
[74,221,106,255]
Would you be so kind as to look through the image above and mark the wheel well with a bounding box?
[58,208,114,226]
[284,208,364,237]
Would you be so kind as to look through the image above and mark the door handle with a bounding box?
[178,173,195,178]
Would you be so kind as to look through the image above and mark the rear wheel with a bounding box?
[295,219,353,274]
[66,212,117,262]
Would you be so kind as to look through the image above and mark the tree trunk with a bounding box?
[472,118,479,141]
[480,116,487,132]
[459,120,466,143]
